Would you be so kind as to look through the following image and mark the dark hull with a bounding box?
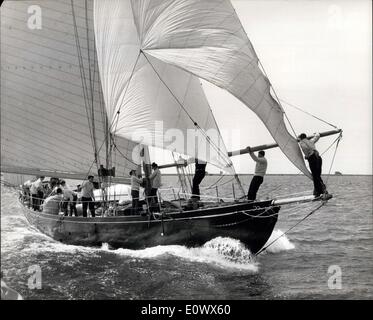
[22,200,279,254]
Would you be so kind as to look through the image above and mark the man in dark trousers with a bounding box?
[298,133,328,197]
[80,175,96,217]
[149,163,161,212]
[191,158,207,200]
[247,150,267,201]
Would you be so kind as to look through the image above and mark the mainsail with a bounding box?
[94,0,311,178]
[0,0,138,180]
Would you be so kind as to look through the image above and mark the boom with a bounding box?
[228,129,342,157]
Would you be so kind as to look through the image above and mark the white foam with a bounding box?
[19,237,258,272]
[264,229,295,253]
[101,237,258,272]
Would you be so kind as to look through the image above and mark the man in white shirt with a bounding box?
[298,133,327,197]
[60,180,75,216]
[247,150,267,201]
[80,175,95,217]
[30,176,45,211]
[22,179,34,207]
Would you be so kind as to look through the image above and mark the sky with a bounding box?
[195,0,372,175]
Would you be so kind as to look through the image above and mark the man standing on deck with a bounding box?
[247,150,267,201]
[191,158,207,201]
[81,175,95,217]
[149,163,162,212]
[298,133,328,197]
[22,179,34,207]
[60,180,75,216]
[130,170,142,214]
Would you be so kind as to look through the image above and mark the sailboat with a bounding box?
[0,0,341,255]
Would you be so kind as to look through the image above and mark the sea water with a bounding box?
[1,175,372,299]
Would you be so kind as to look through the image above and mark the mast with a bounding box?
[140,145,152,197]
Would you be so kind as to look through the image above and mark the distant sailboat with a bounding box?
[0,0,341,254]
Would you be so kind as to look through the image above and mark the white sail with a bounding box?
[0,0,139,179]
[128,0,312,178]
[94,0,234,171]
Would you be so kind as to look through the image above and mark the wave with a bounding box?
[105,237,259,272]
[262,229,295,253]
[17,231,295,272]
[13,236,259,272]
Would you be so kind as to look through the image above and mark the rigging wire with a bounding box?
[255,200,326,256]
[84,0,99,166]
[111,142,139,167]
[324,133,343,186]
[110,52,142,134]
[71,0,99,174]
[71,0,139,188]
[142,52,234,170]
[280,99,338,129]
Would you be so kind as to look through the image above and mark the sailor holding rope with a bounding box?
[298,133,328,197]
[247,150,267,201]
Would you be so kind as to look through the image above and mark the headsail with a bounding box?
[94,0,234,172]
[0,0,139,179]
[128,0,312,178]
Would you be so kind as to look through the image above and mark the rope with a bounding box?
[324,133,342,185]
[84,0,98,166]
[110,52,142,133]
[71,0,97,166]
[257,60,299,139]
[255,201,326,256]
[280,99,338,129]
[112,141,139,167]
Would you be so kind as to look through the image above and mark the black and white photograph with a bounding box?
[1,0,372,304]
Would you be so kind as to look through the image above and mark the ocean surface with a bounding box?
[1,175,372,300]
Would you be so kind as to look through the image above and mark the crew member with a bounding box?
[42,188,63,215]
[191,158,207,200]
[130,170,142,214]
[149,163,162,212]
[298,133,328,197]
[80,175,96,217]
[247,150,267,201]
[30,176,45,211]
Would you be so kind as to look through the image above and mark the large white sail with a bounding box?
[127,0,312,178]
[94,0,234,171]
[0,0,138,179]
